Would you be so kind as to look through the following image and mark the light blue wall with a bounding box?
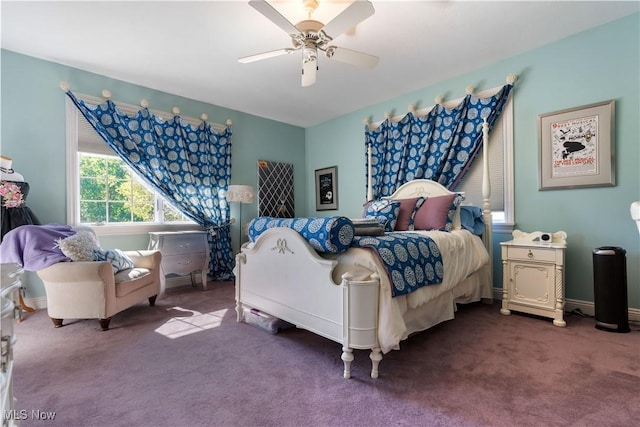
[305,13,640,309]
[0,50,305,297]
[2,13,639,310]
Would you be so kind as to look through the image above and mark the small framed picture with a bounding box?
[538,100,615,190]
[315,166,338,211]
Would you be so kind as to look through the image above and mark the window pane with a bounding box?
[132,202,155,222]
[107,201,132,223]
[163,201,186,222]
[80,177,106,200]
[80,201,106,223]
[110,179,130,201]
[80,156,107,178]
[108,160,129,179]
[132,180,155,203]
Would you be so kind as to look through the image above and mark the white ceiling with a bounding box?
[2,1,638,128]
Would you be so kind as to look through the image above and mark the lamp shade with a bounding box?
[227,185,255,203]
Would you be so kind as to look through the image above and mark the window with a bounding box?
[373,86,515,233]
[78,153,189,224]
[65,94,200,235]
[456,91,514,233]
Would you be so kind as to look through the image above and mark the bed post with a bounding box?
[234,252,246,322]
[341,272,382,379]
[481,119,493,288]
[341,272,355,379]
[367,144,373,202]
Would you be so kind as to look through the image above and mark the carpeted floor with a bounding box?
[10,281,640,427]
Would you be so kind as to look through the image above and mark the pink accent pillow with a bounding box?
[413,194,458,231]
[394,197,424,231]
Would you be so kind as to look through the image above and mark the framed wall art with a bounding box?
[538,100,615,190]
[315,166,338,211]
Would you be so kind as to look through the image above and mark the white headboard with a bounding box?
[386,179,463,200]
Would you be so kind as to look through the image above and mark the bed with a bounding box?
[235,124,494,379]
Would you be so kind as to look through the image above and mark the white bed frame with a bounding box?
[235,122,493,379]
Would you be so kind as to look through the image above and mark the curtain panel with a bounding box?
[365,84,513,200]
[66,91,235,280]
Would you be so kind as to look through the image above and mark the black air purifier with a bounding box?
[592,246,630,333]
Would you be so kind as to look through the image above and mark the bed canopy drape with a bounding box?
[364,79,514,200]
[65,89,235,280]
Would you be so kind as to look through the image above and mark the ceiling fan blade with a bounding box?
[321,0,375,37]
[301,57,317,87]
[249,0,300,36]
[325,46,378,68]
[238,48,296,64]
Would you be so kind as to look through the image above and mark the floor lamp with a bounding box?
[227,185,255,251]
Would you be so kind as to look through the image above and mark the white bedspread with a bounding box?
[326,229,489,353]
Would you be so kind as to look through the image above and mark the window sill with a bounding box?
[492,222,515,234]
[80,223,205,237]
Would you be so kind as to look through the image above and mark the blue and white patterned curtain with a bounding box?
[66,91,234,280]
[365,84,513,199]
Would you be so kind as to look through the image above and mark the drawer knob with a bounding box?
[528,249,534,258]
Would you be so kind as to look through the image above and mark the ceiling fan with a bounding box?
[239,0,378,87]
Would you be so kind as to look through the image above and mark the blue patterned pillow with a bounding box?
[363,200,401,232]
[93,248,134,273]
[248,216,354,253]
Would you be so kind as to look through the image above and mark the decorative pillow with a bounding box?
[93,248,134,273]
[248,216,354,254]
[460,205,485,236]
[363,199,401,232]
[393,197,425,231]
[413,193,463,231]
[56,230,100,262]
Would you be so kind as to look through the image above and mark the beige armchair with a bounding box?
[37,250,162,330]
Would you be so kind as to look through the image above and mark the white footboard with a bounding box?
[234,227,381,378]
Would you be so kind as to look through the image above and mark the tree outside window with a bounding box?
[79,153,189,225]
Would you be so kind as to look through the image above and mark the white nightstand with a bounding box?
[500,230,567,327]
[148,231,209,293]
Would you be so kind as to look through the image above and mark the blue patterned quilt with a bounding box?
[352,233,444,297]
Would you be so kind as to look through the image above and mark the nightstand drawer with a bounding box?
[153,234,206,256]
[163,253,207,276]
[507,246,556,263]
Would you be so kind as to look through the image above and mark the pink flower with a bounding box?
[0,181,25,208]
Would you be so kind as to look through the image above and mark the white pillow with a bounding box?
[56,230,99,261]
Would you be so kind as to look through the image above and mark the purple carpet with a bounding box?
[11,281,640,426]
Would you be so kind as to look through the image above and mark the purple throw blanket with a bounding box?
[0,224,76,271]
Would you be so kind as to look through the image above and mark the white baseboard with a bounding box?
[492,287,640,324]
[23,276,201,311]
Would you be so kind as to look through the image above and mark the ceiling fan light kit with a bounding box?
[240,0,378,87]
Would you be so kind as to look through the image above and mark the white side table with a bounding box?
[500,230,567,327]
[148,231,209,293]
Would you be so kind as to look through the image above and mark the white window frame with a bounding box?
[65,94,207,236]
